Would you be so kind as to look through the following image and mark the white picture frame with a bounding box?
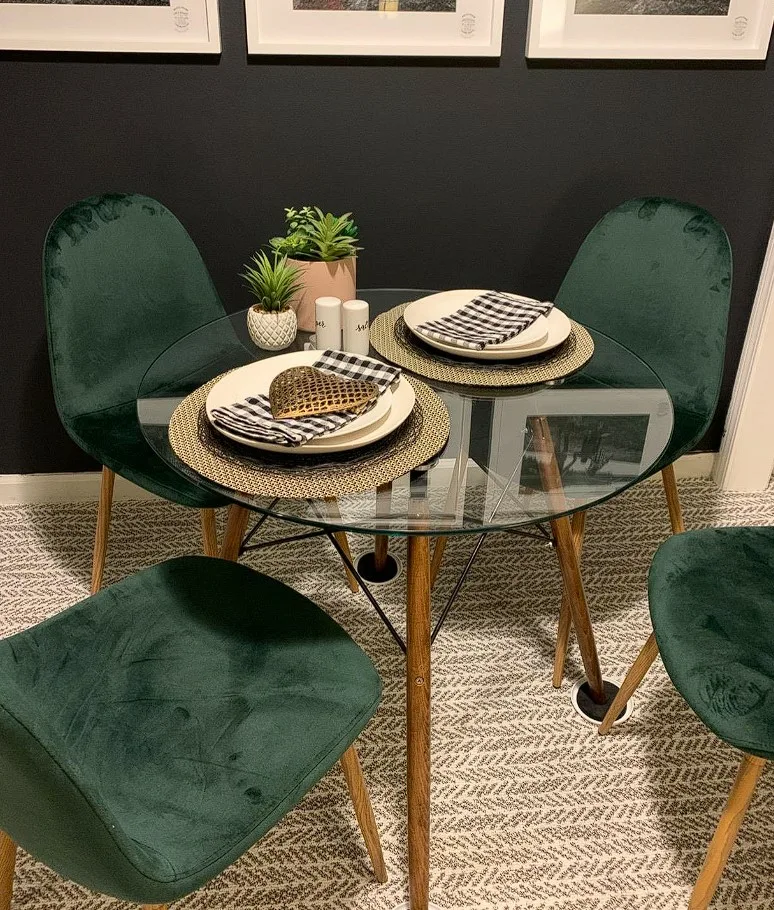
[0,0,220,53]
[526,0,774,59]
[245,0,505,56]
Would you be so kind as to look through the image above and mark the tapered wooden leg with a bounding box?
[598,631,659,735]
[220,505,251,562]
[340,745,388,883]
[324,498,359,593]
[373,483,393,573]
[551,516,605,702]
[141,905,168,909]
[661,463,685,534]
[688,754,767,910]
[406,534,431,910]
[429,537,447,590]
[91,466,115,594]
[529,416,605,703]
[200,508,218,557]
[0,832,16,910]
[552,511,586,687]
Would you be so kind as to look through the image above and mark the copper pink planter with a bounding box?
[289,257,357,333]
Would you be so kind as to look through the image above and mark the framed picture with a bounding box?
[526,0,774,58]
[0,0,220,52]
[245,0,505,56]
[485,388,673,518]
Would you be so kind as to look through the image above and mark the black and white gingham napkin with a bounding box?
[209,351,401,448]
[416,291,554,351]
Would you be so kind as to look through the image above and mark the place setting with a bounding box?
[370,288,595,387]
[167,346,451,500]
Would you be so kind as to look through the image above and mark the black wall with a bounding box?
[1,1,772,473]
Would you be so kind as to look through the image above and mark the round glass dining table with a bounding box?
[138,288,673,910]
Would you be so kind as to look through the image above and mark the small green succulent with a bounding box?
[270,206,362,263]
[241,251,303,313]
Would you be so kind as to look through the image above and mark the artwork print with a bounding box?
[293,0,454,8]
[1,0,169,4]
[574,0,729,14]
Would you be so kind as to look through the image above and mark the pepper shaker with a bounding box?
[342,299,370,356]
[314,296,342,350]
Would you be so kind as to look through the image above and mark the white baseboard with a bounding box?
[0,472,159,505]
[670,452,715,480]
[0,452,717,506]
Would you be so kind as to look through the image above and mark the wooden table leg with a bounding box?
[429,537,448,590]
[373,482,393,573]
[220,505,251,562]
[324,498,359,593]
[530,416,605,704]
[406,533,431,910]
[550,514,605,702]
[553,510,586,688]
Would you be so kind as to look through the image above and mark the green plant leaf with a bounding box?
[240,251,303,313]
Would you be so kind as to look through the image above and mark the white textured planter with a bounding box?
[246,306,297,351]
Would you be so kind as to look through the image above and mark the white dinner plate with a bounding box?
[403,289,572,361]
[205,350,415,455]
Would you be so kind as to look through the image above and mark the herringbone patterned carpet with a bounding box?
[1,477,774,910]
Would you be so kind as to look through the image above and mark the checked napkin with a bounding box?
[209,350,401,448]
[416,291,554,351]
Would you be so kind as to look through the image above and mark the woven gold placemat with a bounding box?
[370,303,594,387]
[168,374,450,499]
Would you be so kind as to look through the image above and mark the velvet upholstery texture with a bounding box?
[0,556,381,903]
[650,527,774,760]
[555,197,732,468]
[43,194,244,506]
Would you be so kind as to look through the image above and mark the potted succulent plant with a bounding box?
[242,251,304,351]
[270,206,362,332]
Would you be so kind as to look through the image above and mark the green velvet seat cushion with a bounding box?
[650,527,774,760]
[0,557,381,903]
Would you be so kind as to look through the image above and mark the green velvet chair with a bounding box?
[545,198,733,707]
[43,194,241,593]
[0,555,386,909]
[623,526,774,909]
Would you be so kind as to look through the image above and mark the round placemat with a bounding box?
[168,374,450,499]
[370,303,594,387]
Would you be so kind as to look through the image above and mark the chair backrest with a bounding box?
[555,197,732,429]
[43,194,227,424]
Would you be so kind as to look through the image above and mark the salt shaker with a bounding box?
[342,299,370,356]
[314,296,342,350]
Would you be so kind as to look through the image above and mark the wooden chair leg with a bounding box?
[661,463,685,534]
[141,905,168,909]
[91,466,115,594]
[200,508,218,557]
[552,511,586,688]
[688,754,767,910]
[324,498,359,593]
[220,505,251,562]
[340,745,388,883]
[598,631,659,735]
[0,832,16,910]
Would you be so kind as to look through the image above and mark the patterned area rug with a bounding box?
[1,477,774,910]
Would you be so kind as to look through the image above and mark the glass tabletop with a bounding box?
[138,289,674,537]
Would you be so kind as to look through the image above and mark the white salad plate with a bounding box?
[403,289,572,362]
[205,350,415,455]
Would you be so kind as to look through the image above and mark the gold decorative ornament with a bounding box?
[269,366,378,419]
